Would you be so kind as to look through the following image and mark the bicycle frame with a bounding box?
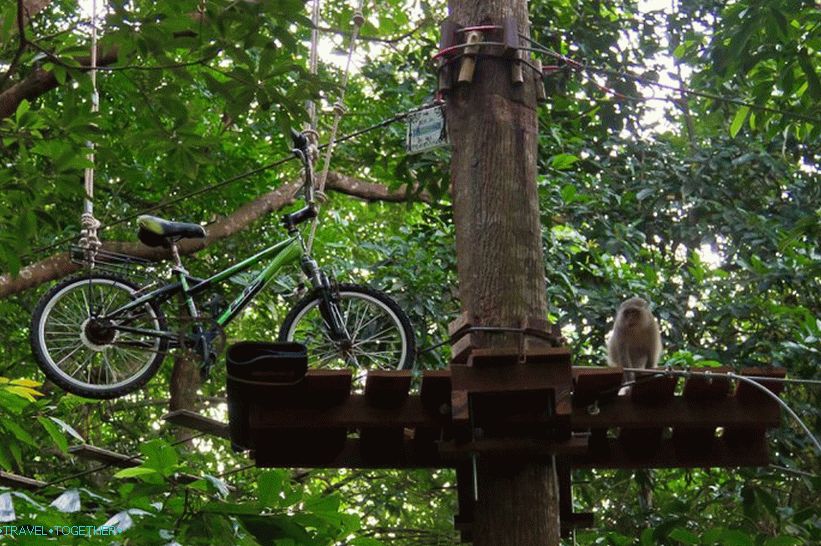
[102,236,303,340]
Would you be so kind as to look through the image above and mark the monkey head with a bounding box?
[616,297,652,329]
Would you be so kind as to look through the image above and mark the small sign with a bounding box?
[406,105,447,154]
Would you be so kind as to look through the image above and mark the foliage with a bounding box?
[0,0,818,545]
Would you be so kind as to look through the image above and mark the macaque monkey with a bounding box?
[607,297,662,383]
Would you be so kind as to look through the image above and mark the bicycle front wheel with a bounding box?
[30,274,168,399]
[279,284,415,371]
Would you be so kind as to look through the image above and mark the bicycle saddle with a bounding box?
[137,215,206,246]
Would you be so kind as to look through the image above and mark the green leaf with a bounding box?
[139,439,178,477]
[113,466,159,479]
[719,529,754,546]
[764,538,802,546]
[15,100,30,124]
[48,416,84,443]
[730,106,750,137]
[669,528,700,545]
[37,416,68,454]
[1,419,36,447]
[0,443,13,471]
[797,49,821,100]
[551,153,579,170]
[560,184,577,203]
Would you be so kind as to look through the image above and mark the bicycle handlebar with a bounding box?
[289,129,315,206]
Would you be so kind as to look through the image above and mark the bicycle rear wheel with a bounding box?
[278,284,415,371]
[30,274,168,399]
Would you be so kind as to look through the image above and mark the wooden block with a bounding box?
[631,374,677,404]
[451,389,470,425]
[365,370,412,408]
[420,369,452,413]
[735,367,786,403]
[452,356,571,394]
[572,367,623,407]
[683,367,732,400]
[457,31,483,83]
[438,20,460,92]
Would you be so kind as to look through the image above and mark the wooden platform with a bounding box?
[161,359,786,542]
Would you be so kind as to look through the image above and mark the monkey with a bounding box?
[606,297,662,384]
[606,297,663,510]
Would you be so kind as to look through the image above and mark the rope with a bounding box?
[305,0,367,253]
[306,0,321,130]
[623,367,821,455]
[78,0,101,265]
[26,106,434,261]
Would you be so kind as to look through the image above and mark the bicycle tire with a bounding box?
[30,273,168,399]
[278,283,416,371]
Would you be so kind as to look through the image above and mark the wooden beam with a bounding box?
[0,471,46,489]
[571,397,781,429]
[163,409,231,439]
[570,437,770,469]
[249,396,448,430]
[69,444,140,467]
[253,438,447,469]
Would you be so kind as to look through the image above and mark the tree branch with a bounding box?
[0,174,427,298]
[0,46,118,119]
[0,0,29,91]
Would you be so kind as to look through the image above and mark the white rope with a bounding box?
[79,0,101,264]
[306,0,321,130]
[623,367,821,455]
[305,0,367,253]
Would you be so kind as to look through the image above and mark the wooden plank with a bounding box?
[570,436,770,469]
[438,435,588,459]
[163,409,231,439]
[631,374,678,404]
[249,396,447,430]
[682,367,732,400]
[572,367,624,407]
[0,471,46,489]
[69,444,140,467]
[736,367,786,403]
[451,356,571,394]
[67,444,220,488]
[253,438,448,468]
[420,369,452,414]
[365,371,412,408]
[571,397,781,429]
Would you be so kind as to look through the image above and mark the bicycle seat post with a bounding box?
[169,239,186,273]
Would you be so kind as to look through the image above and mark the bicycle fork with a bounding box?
[300,256,348,341]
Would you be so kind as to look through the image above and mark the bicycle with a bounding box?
[30,131,416,399]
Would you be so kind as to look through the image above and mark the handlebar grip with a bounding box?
[290,128,309,150]
[282,204,317,231]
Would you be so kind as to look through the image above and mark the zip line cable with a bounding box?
[25,105,433,261]
[519,35,821,124]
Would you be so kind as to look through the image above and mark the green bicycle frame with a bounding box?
[105,236,303,335]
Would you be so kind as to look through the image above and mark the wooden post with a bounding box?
[445,0,563,544]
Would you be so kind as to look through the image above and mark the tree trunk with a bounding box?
[445,0,561,544]
[169,352,202,447]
